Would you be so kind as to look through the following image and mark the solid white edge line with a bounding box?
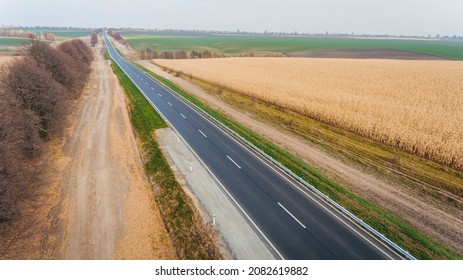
[243,145,396,260]
[142,65,399,259]
[105,37,285,260]
[139,61,399,260]
[108,36,400,260]
[198,129,207,138]
[180,113,186,119]
[278,202,306,229]
[226,155,242,169]
[126,55,395,259]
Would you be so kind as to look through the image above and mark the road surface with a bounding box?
[104,33,402,260]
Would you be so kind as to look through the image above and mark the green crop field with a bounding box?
[0,37,28,45]
[0,37,29,52]
[124,34,463,60]
[30,29,92,41]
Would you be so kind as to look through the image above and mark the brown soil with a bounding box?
[61,41,176,259]
[137,60,463,255]
[286,49,445,60]
[0,39,177,259]
[0,56,15,65]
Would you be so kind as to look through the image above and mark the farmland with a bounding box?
[0,28,89,52]
[153,58,463,173]
[124,34,463,60]
[0,37,28,46]
[29,29,92,40]
[0,37,29,52]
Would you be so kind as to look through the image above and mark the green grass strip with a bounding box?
[124,35,463,60]
[135,62,461,260]
[105,51,219,259]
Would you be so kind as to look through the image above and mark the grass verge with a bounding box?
[135,63,461,260]
[105,51,221,259]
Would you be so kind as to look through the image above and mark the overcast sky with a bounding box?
[0,0,461,36]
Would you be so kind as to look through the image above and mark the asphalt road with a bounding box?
[104,33,401,260]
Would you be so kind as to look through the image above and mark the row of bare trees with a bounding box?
[0,29,58,42]
[140,49,225,60]
[0,39,93,230]
[90,32,98,47]
[108,29,127,46]
[0,29,37,39]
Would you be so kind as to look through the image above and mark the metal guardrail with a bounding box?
[142,67,417,260]
[140,68,416,260]
[105,35,416,260]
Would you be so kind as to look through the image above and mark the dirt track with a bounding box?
[137,60,463,255]
[0,39,176,260]
[60,41,176,259]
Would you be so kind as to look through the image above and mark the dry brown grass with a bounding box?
[154,57,463,171]
[0,56,15,65]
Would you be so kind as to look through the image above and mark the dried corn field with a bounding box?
[154,57,463,171]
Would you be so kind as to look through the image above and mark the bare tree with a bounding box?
[58,39,93,78]
[201,50,212,58]
[90,32,98,47]
[0,38,93,233]
[190,50,199,59]
[62,39,94,65]
[24,40,79,93]
[108,29,126,44]
[0,86,40,225]
[2,58,66,139]
[44,33,56,41]
[175,50,187,59]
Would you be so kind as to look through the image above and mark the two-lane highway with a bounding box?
[104,33,402,259]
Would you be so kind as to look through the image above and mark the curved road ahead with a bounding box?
[104,33,401,260]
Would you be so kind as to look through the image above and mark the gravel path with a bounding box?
[61,41,176,259]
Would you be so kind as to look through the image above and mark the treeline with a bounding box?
[140,49,225,60]
[0,39,93,229]
[118,28,463,40]
[0,29,58,41]
[108,29,127,46]
[0,29,37,39]
[91,32,98,47]
[139,48,280,60]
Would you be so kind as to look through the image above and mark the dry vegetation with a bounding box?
[0,39,92,235]
[0,57,15,65]
[154,57,463,172]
